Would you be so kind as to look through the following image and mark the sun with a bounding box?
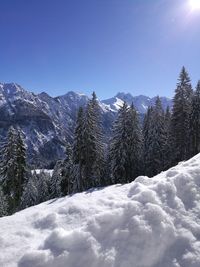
[189,0,200,10]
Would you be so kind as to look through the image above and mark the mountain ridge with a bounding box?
[0,82,172,167]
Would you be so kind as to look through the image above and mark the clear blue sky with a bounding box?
[0,0,200,99]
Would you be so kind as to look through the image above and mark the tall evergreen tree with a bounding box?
[143,106,153,164]
[171,67,193,163]
[60,142,74,195]
[82,92,105,189]
[126,103,143,180]
[189,80,200,157]
[0,187,8,217]
[21,171,38,209]
[0,127,27,213]
[15,129,27,207]
[110,102,129,184]
[50,143,75,196]
[37,171,50,203]
[72,107,85,192]
[143,97,166,177]
[163,106,173,170]
[50,161,63,198]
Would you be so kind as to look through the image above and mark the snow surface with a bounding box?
[31,169,53,176]
[1,154,200,267]
[113,97,124,110]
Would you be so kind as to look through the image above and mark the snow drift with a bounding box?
[1,154,200,267]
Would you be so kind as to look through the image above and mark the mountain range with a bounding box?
[0,83,172,167]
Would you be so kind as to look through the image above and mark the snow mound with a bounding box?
[1,154,200,267]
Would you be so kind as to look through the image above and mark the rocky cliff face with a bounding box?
[0,83,172,168]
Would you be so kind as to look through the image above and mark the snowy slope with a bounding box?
[1,154,200,267]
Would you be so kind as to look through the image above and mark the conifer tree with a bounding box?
[51,143,75,196]
[163,106,173,170]
[110,102,129,183]
[37,171,50,203]
[0,187,8,217]
[60,143,74,195]
[171,67,193,164]
[126,103,143,180]
[15,129,27,207]
[72,107,85,192]
[143,106,153,162]
[0,126,27,213]
[143,106,153,176]
[21,171,38,209]
[82,92,105,189]
[143,97,166,176]
[50,161,63,198]
[189,80,200,157]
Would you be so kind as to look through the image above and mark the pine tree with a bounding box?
[50,161,63,198]
[15,129,27,207]
[126,103,143,180]
[60,143,74,195]
[0,126,27,213]
[143,97,166,177]
[21,171,38,209]
[171,67,193,164]
[72,107,85,192]
[110,102,129,184]
[163,106,173,170]
[189,80,200,157]
[0,187,8,217]
[143,106,153,164]
[103,143,113,186]
[82,92,105,189]
[50,143,75,197]
[37,171,50,203]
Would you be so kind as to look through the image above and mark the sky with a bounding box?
[0,0,200,99]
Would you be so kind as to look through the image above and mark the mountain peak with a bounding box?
[115,92,133,98]
[0,82,24,93]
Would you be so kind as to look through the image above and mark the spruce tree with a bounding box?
[163,106,173,170]
[37,171,50,203]
[171,67,193,163]
[0,187,8,217]
[15,129,27,207]
[60,143,74,195]
[126,103,143,180]
[143,106,153,164]
[110,102,129,184]
[50,161,63,198]
[72,107,85,192]
[189,81,200,157]
[143,97,166,177]
[82,92,105,189]
[21,171,38,209]
[0,126,27,213]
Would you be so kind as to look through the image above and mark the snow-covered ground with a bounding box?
[32,169,53,176]
[1,154,200,267]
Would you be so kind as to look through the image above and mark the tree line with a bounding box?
[1,66,200,216]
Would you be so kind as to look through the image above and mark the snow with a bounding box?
[98,102,116,113]
[32,169,53,176]
[1,154,200,267]
[142,103,148,111]
[113,97,124,110]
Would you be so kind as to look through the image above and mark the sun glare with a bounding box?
[190,0,200,10]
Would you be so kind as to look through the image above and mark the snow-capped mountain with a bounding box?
[0,83,172,167]
[102,92,172,113]
[0,153,200,267]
